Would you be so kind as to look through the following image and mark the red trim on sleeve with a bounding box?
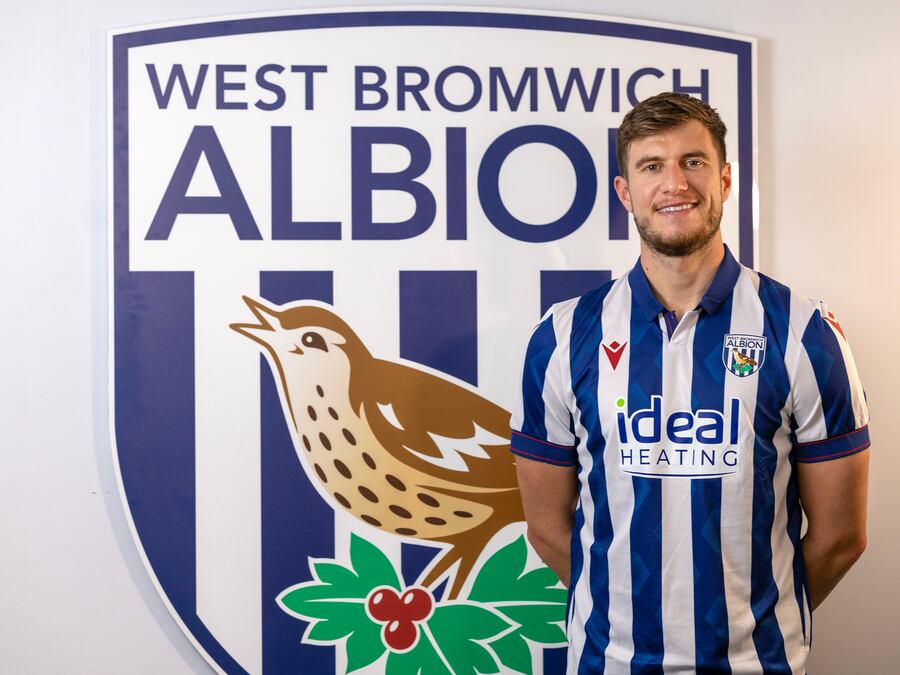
[512,430,577,450]
[510,447,578,467]
[795,424,870,463]
[796,442,870,463]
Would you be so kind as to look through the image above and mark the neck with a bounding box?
[639,236,725,319]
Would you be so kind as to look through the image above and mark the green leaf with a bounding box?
[516,568,568,601]
[281,600,363,632]
[277,535,409,669]
[346,621,386,673]
[490,632,533,675]
[468,536,528,602]
[386,631,451,675]
[469,537,565,604]
[279,584,341,614]
[351,534,401,591]
[464,536,568,673]
[312,561,365,593]
[500,605,566,644]
[306,615,356,642]
[278,595,386,671]
[425,604,512,675]
[431,603,513,641]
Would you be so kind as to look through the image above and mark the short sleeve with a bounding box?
[510,312,578,467]
[791,303,870,463]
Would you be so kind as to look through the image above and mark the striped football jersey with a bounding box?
[510,246,870,674]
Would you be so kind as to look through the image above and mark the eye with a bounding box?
[685,159,704,169]
[643,163,661,173]
[300,331,328,352]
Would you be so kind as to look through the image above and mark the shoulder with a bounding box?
[746,268,831,333]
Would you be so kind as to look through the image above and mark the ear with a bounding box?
[613,175,633,212]
[721,163,732,201]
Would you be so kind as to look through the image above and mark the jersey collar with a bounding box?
[628,245,742,322]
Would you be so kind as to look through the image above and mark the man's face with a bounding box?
[614,119,732,257]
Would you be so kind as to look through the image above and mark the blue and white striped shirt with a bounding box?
[510,247,870,674]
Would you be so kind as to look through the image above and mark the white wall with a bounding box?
[2,1,897,673]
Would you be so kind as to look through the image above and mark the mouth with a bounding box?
[655,201,698,214]
[230,296,278,345]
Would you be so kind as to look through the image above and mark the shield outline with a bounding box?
[722,332,767,377]
[108,8,757,673]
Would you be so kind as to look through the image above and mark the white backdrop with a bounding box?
[1,1,897,673]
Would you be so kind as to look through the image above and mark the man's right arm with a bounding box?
[515,456,578,586]
[510,308,579,584]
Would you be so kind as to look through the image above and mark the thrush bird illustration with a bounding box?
[733,351,757,367]
[231,297,524,598]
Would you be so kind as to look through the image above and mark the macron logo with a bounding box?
[602,341,627,370]
[823,310,846,339]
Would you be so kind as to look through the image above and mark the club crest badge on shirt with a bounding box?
[723,334,767,377]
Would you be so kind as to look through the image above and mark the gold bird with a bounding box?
[733,351,757,367]
[231,296,523,598]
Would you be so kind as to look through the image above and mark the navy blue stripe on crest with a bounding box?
[399,271,478,386]
[690,298,733,672]
[398,271,477,592]
[541,270,612,316]
[260,272,335,674]
[800,310,855,437]
[625,300,665,675]
[749,274,792,671]
[569,283,615,675]
[115,272,247,674]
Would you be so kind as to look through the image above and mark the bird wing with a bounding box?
[734,351,756,366]
[355,359,518,491]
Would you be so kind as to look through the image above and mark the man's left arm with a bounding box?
[797,449,869,611]
[791,301,871,611]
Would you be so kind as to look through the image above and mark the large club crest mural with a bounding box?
[109,8,755,673]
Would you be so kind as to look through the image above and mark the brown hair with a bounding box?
[616,92,727,176]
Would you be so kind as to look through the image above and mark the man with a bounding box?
[511,92,869,674]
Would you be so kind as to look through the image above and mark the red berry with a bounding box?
[383,619,418,651]
[366,587,401,622]
[399,587,433,622]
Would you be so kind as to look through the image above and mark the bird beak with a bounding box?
[230,296,281,347]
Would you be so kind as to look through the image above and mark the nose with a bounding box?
[661,164,689,194]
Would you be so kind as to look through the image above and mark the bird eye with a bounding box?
[300,331,328,352]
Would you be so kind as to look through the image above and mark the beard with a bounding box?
[634,199,723,257]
